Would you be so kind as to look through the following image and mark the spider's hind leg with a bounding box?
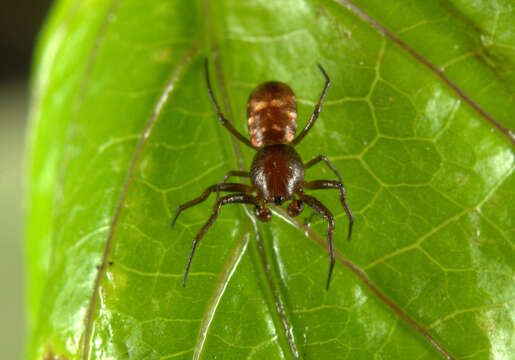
[205,59,255,149]
[290,64,331,146]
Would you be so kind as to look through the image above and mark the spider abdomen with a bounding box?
[250,144,304,205]
[247,81,297,147]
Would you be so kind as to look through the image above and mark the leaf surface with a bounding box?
[26,0,514,359]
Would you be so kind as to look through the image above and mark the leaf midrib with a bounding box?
[202,4,303,356]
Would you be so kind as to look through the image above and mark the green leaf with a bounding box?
[26,0,514,359]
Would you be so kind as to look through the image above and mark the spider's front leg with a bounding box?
[303,155,353,240]
[215,170,250,202]
[297,192,336,290]
[171,182,252,228]
[303,179,353,241]
[183,193,258,287]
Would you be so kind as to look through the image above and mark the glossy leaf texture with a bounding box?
[26,0,514,359]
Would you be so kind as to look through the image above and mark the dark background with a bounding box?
[0,2,52,81]
[0,1,52,358]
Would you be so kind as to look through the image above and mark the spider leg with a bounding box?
[297,192,336,290]
[183,193,258,287]
[290,64,331,146]
[219,170,250,184]
[303,180,353,241]
[171,183,253,229]
[205,59,255,149]
[304,155,344,184]
[215,170,250,202]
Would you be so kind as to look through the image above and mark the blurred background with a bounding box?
[0,1,52,358]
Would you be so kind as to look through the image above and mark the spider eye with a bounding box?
[273,196,283,205]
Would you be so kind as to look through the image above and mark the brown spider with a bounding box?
[171,59,353,290]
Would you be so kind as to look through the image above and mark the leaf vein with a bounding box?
[81,43,199,360]
[333,0,515,145]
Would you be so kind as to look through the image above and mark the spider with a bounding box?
[171,59,353,290]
